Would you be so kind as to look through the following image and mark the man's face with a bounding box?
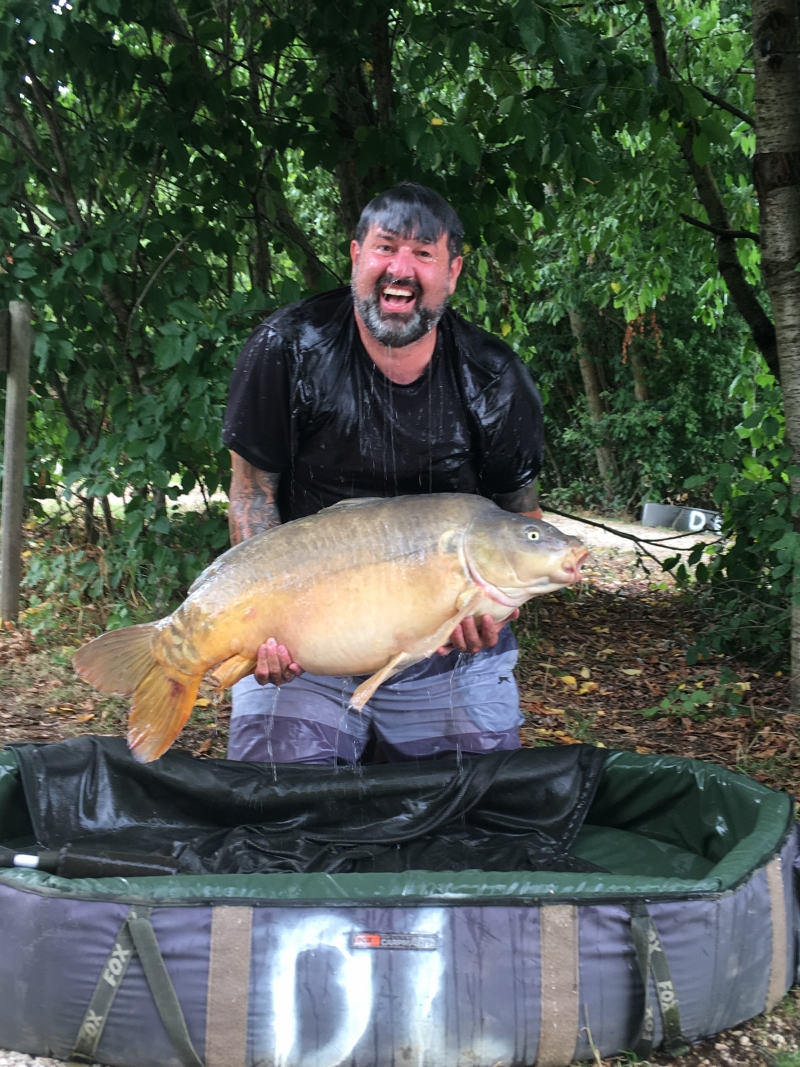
[350,226,463,347]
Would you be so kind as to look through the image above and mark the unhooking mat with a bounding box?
[0,735,797,1067]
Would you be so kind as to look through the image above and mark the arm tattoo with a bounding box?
[494,479,540,516]
[228,452,282,544]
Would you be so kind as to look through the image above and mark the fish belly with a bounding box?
[157,557,472,681]
[279,560,469,675]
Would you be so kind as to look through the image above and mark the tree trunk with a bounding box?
[629,344,651,402]
[569,311,617,495]
[642,0,780,378]
[751,0,800,707]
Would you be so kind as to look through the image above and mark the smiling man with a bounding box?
[222,183,545,764]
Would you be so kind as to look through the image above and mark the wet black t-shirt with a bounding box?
[223,287,544,523]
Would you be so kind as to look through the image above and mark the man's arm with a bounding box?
[228,452,302,685]
[228,452,282,545]
[494,479,543,520]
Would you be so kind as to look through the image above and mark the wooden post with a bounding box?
[0,301,32,622]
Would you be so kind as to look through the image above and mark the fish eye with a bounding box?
[525,528,539,541]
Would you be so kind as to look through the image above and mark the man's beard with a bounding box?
[351,274,449,347]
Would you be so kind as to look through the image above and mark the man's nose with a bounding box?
[387,246,417,278]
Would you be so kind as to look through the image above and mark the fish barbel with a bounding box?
[73,494,588,762]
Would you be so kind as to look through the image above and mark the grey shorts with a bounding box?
[226,645,523,765]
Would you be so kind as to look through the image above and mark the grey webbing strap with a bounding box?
[127,915,204,1067]
[627,903,688,1059]
[71,905,144,1062]
[72,906,203,1067]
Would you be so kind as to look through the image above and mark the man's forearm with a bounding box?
[494,479,542,518]
[228,452,282,544]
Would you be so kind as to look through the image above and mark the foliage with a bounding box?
[0,0,788,670]
[20,501,230,634]
[639,666,751,720]
[665,366,795,667]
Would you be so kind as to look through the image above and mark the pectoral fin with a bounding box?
[422,591,483,657]
[349,592,483,713]
[209,653,258,690]
[350,651,412,712]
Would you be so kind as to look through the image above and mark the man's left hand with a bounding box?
[437,610,520,656]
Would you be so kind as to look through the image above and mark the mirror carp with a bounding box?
[73,494,587,762]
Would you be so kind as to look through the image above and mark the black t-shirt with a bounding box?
[223,287,544,523]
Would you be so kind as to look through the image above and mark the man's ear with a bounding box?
[350,239,361,272]
[448,254,463,294]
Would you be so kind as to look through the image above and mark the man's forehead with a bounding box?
[368,225,443,247]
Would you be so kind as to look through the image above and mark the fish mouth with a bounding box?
[553,547,589,585]
[376,276,422,316]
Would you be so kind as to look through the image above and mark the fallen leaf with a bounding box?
[195,698,212,708]
[74,713,95,723]
[577,682,598,695]
[194,738,212,756]
[635,746,652,754]
[592,627,610,633]
[560,675,577,687]
[580,667,591,679]
[598,648,616,655]
[621,668,642,676]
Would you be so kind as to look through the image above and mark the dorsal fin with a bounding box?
[324,497,385,510]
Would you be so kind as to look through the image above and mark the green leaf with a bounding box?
[12,261,36,279]
[553,25,582,75]
[692,132,711,167]
[523,110,544,160]
[155,334,184,370]
[448,126,481,166]
[72,246,94,273]
[518,12,544,55]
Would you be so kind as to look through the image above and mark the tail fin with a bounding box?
[127,667,201,763]
[73,624,157,695]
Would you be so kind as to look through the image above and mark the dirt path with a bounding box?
[542,509,721,560]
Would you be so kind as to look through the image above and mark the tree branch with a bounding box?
[679,212,761,242]
[696,86,755,127]
[642,0,779,379]
[371,13,394,126]
[274,201,341,288]
[124,233,193,352]
[23,68,84,229]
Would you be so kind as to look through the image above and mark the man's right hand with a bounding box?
[254,637,303,687]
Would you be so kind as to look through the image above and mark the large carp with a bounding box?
[73,494,587,762]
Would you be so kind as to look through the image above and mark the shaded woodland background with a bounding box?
[0,0,795,672]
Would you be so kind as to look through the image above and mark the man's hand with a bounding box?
[254,638,304,686]
[437,609,520,656]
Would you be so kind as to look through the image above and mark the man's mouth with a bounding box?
[378,281,420,314]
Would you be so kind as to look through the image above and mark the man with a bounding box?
[222,182,544,764]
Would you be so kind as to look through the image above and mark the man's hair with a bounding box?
[354,183,464,261]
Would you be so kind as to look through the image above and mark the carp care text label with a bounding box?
[351,931,438,950]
